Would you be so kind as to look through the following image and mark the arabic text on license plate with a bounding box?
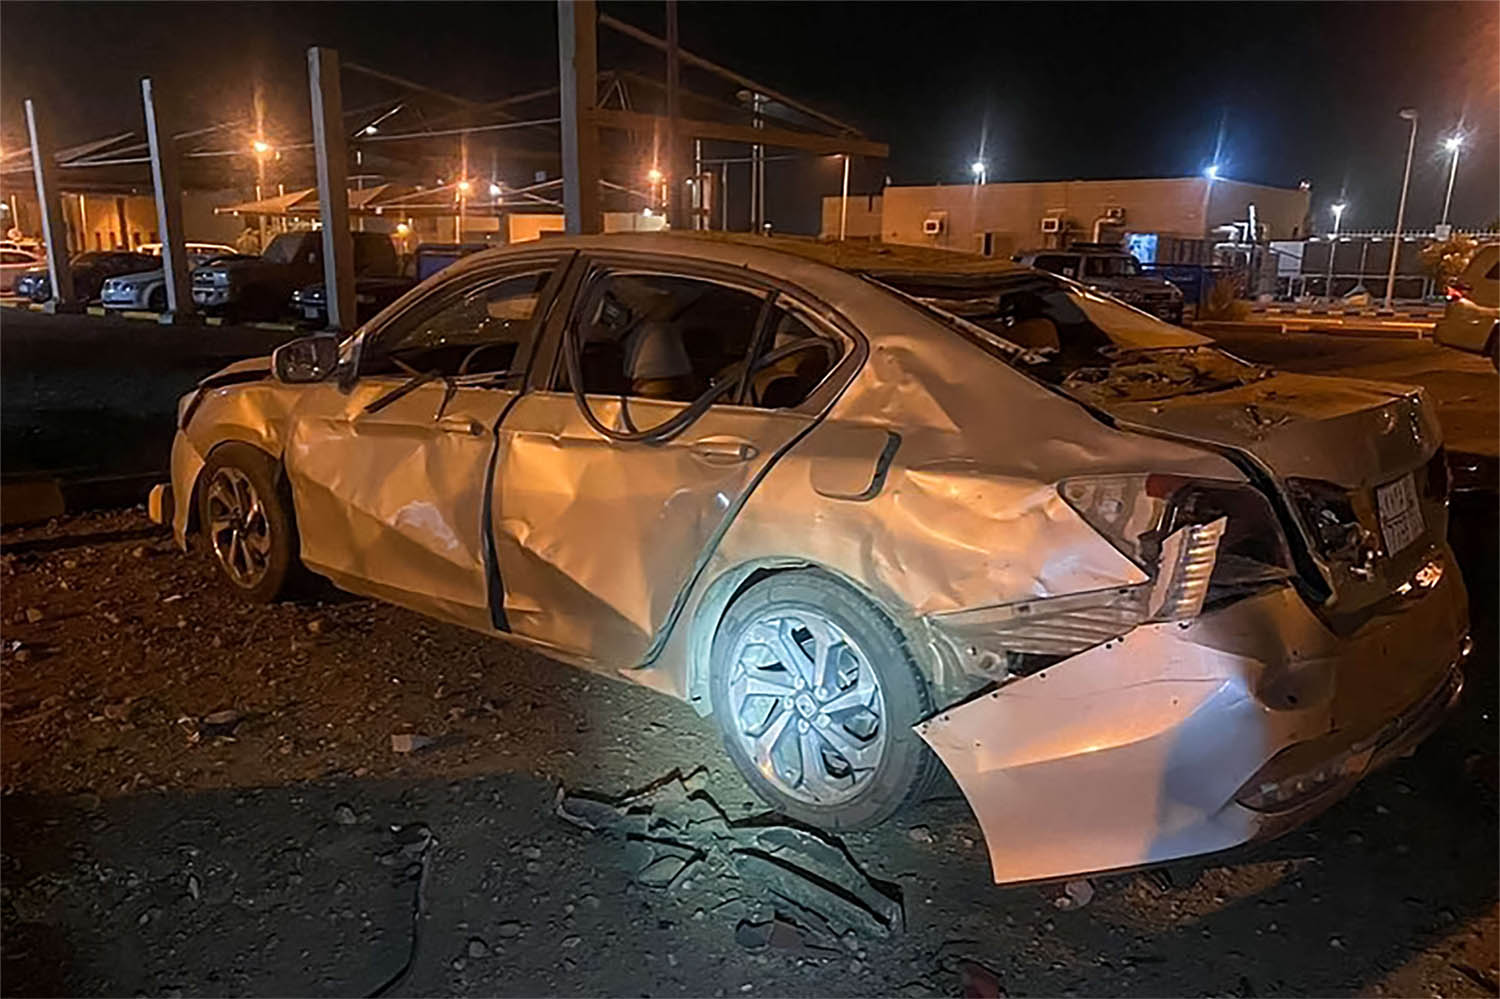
[1376,472,1424,555]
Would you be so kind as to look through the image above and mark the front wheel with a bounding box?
[709,570,939,831]
[197,443,301,602]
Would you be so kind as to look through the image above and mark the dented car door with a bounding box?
[283,256,567,631]
[493,260,850,667]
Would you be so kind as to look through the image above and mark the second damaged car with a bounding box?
[151,234,1468,883]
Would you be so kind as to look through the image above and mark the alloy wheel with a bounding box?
[205,467,272,589]
[726,610,887,805]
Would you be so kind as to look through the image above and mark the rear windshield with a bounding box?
[873,269,1265,401]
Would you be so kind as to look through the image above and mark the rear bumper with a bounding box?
[918,547,1469,884]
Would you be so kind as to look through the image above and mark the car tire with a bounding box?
[197,443,303,603]
[147,286,167,312]
[709,570,939,831]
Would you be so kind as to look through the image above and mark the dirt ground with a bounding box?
[1,496,1495,998]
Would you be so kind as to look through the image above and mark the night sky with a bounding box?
[2,1,1496,235]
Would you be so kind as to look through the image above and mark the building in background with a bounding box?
[822,177,1311,265]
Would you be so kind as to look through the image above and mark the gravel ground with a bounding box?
[1,500,1495,998]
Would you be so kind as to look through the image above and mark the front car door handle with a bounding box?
[690,437,758,464]
[437,414,486,436]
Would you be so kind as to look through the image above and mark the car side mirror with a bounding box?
[272,334,340,384]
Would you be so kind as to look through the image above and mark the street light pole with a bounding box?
[1383,107,1418,310]
[1440,136,1463,226]
[839,153,850,241]
[1325,201,1346,300]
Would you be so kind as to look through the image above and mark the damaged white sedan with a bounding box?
[151,234,1469,883]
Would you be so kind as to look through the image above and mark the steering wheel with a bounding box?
[457,341,513,377]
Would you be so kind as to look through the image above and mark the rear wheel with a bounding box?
[147,286,167,312]
[197,443,301,603]
[709,570,939,831]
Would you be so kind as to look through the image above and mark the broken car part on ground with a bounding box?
[150,232,1470,883]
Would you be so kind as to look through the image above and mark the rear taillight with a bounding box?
[1446,280,1471,302]
[1061,474,1296,597]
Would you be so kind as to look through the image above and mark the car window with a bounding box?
[362,268,553,378]
[263,233,315,265]
[744,304,843,409]
[556,271,766,403]
[1032,254,1078,278]
[1083,255,1140,278]
[353,234,399,276]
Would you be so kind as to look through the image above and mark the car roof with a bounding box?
[444,231,1029,283]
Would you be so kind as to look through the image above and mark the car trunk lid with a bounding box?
[1083,368,1448,615]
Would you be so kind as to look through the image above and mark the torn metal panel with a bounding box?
[918,550,1467,884]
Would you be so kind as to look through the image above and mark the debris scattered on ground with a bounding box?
[391,732,434,754]
[958,959,1006,998]
[554,769,903,940]
[24,607,44,623]
[1054,878,1095,910]
[907,825,934,844]
[467,937,489,959]
[333,803,357,825]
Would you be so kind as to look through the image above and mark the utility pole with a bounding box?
[1384,108,1418,310]
[140,77,194,320]
[839,153,850,240]
[1440,136,1463,226]
[308,46,356,331]
[558,0,601,235]
[23,99,75,311]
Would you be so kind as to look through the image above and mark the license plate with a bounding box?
[303,306,321,320]
[1376,473,1424,555]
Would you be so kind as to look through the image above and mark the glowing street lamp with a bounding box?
[362,124,378,136]
[457,179,472,193]
[488,182,502,198]
[646,167,664,184]
[970,159,987,186]
[251,139,272,156]
[1204,163,1220,181]
[1440,134,1464,226]
[1331,201,1347,234]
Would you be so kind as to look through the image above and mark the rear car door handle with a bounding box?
[690,437,758,464]
[437,414,486,436]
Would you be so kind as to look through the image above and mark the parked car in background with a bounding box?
[291,274,417,326]
[1015,244,1185,324]
[152,234,1467,884]
[100,242,236,311]
[11,250,159,304]
[192,231,397,322]
[0,248,40,293]
[1432,242,1499,369]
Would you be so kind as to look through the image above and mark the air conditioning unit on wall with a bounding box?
[1040,216,1062,234]
[1103,206,1125,222]
[923,213,946,235]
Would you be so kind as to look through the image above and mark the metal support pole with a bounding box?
[558,0,601,235]
[1384,111,1418,310]
[666,0,685,228]
[141,78,194,320]
[308,46,356,331]
[1440,145,1460,226]
[839,153,850,241]
[720,160,728,231]
[23,99,75,310]
[694,138,704,229]
[753,92,765,231]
